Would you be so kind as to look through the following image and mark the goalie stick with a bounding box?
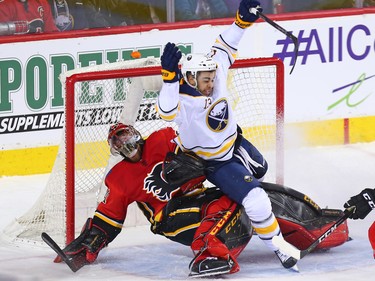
[250,8,299,74]
[41,232,81,272]
[272,206,356,260]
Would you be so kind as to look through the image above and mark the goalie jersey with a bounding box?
[157,23,247,161]
[95,127,183,229]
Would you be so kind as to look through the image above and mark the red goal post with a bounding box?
[1,57,284,248]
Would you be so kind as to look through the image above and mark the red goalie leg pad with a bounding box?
[191,196,241,273]
[207,237,240,274]
[191,196,236,253]
[369,221,375,258]
[278,218,349,250]
[310,221,349,250]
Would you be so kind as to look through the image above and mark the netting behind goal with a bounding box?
[1,57,284,248]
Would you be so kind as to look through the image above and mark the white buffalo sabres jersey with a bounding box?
[157,23,246,161]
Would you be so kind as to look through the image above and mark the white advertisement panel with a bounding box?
[0,13,374,150]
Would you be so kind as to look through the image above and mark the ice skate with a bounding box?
[274,249,299,272]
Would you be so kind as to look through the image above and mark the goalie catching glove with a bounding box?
[161,42,182,83]
[344,188,375,220]
[235,0,262,29]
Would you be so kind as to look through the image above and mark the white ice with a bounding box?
[1,142,375,280]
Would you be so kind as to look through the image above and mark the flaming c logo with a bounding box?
[144,162,180,201]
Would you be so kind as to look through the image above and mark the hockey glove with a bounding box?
[235,0,262,29]
[344,188,375,220]
[59,218,108,270]
[162,151,206,187]
[161,42,182,83]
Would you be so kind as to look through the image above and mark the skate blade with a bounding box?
[188,268,230,278]
[289,264,299,273]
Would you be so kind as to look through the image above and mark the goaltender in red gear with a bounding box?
[49,123,352,277]
[55,123,253,277]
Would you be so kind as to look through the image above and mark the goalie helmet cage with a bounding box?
[1,57,284,248]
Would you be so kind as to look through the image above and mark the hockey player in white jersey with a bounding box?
[156,0,298,273]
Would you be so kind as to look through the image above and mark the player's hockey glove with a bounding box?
[344,188,375,219]
[60,218,108,270]
[235,0,262,29]
[161,42,182,83]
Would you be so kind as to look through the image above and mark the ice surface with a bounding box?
[1,142,374,280]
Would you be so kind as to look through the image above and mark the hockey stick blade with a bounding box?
[41,232,80,272]
[250,8,299,74]
[272,206,355,260]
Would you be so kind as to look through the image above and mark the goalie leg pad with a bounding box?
[152,188,223,245]
[264,182,349,251]
[277,217,349,250]
[191,195,252,274]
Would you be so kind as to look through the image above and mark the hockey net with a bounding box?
[1,57,284,248]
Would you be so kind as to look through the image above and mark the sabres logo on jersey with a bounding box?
[206,98,229,132]
[144,162,180,201]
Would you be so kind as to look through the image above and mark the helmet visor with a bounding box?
[109,127,141,158]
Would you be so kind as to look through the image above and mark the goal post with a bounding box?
[232,58,284,184]
[1,56,284,248]
[64,63,165,243]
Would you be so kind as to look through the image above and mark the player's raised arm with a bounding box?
[211,0,261,72]
[156,42,182,122]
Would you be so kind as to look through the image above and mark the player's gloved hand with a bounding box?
[344,188,375,220]
[58,218,108,271]
[235,0,262,29]
[161,42,182,83]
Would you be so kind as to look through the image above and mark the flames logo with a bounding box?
[144,162,180,202]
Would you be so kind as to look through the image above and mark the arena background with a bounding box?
[0,8,374,176]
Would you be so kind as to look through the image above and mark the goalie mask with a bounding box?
[108,123,144,159]
[181,53,217,89]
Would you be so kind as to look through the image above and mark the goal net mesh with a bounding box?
[1,57,284,248]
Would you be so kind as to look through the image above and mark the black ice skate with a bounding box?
[274,249,299,271]
[188,256,235,278]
